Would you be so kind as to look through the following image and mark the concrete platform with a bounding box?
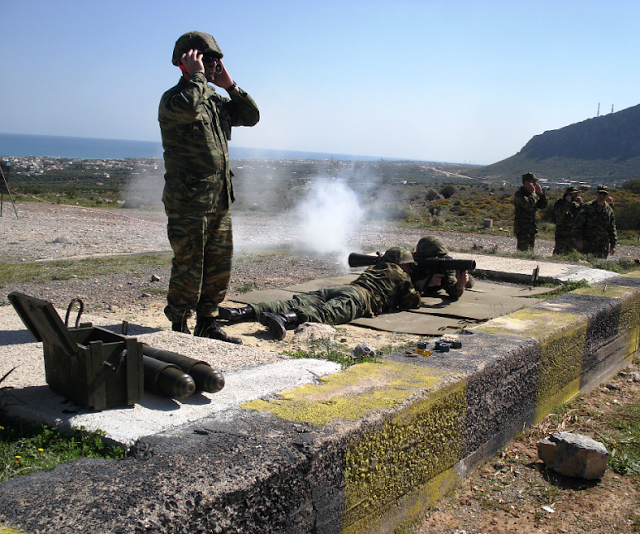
[0,261,638,534]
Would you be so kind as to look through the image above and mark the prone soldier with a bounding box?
[218,247,421,340]
[410,236,474,299]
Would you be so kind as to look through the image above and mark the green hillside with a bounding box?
[472,103,640,185]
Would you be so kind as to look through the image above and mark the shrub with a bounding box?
[440,185,456,199]
[616,202,640,231]
[425,189,439,201]
[622,180,640,193]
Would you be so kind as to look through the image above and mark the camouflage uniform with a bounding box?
[159,32,259,324]
[575,199,617,259]
[552,193,580,255]
[248,255,420,325]
[513,179,548,251]
[412,236,474,300]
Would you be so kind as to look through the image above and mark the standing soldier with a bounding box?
[576,185,617,258]
[158,31,260,342]
[552,186,582,255]
[513,172,548,251]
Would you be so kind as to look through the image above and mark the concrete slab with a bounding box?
[452,252,621,285]
[0,307,341,446]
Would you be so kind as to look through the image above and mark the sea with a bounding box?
[0,133,382,161]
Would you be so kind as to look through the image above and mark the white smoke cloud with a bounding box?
[123,160,165,209]
[293,178,364,258]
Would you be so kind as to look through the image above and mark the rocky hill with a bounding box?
[473,103,640,185]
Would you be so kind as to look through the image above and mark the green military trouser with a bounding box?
[516,233,536,252]
[164,210,232,323]
[553,234,576,255]
[251,285,368,325]
[582,238,610,259]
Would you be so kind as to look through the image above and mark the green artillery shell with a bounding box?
[143,345,225,393]
[143,355,196,399]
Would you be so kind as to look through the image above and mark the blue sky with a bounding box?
[1,0,638,164]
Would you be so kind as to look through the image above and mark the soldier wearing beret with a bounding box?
[158,31,260,342]
[552,186,582,255]
[513,172,548,252]
[575,185,617,258]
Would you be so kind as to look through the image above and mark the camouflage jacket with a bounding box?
[351,262,421,316]
[513,186,548,236]
[575,200,617,247]
[158,72,259,213]
[553,198,580,238]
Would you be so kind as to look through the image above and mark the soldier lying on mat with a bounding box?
[218,247,423,340]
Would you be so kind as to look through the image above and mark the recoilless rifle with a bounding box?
[348,252,476,273]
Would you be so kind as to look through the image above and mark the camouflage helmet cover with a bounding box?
[415,236,449,258]
[172,31,223,65]
[597,184,609,194]
[521,172,537,183]
[565,186,579,194]
[379,247,416,265]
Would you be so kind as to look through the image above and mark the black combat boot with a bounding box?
[258,311,300,340]
[194,317,243,345]
[171,314,191,334]
[218,305,256,322]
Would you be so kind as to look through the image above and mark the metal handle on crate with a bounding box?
[64,298,85,329]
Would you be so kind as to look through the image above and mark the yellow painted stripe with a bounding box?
[343,382,466,532]
[473,309,586,423]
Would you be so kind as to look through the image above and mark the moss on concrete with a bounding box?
[620,270,640,279]
[343,382,466,532]
[241,360,447,426]
[473,309,586,423]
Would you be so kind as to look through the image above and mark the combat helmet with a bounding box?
[415,236,449,258]
[172,31,223,65]
[379,247,416,265]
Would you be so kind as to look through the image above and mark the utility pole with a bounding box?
[597,103,600,117]
[611,105,614,113]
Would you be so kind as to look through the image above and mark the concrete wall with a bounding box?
[242,274,640,532]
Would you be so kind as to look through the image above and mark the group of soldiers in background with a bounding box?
[513,172,617,258]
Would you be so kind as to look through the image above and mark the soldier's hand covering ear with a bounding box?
[180,49,205,75]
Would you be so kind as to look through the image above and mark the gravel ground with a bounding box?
[2,200,639,318]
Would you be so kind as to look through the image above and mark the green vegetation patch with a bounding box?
[0,415,125,484]
[0,253,171,286]
[604,402,640,475]
[283,338,380,368]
